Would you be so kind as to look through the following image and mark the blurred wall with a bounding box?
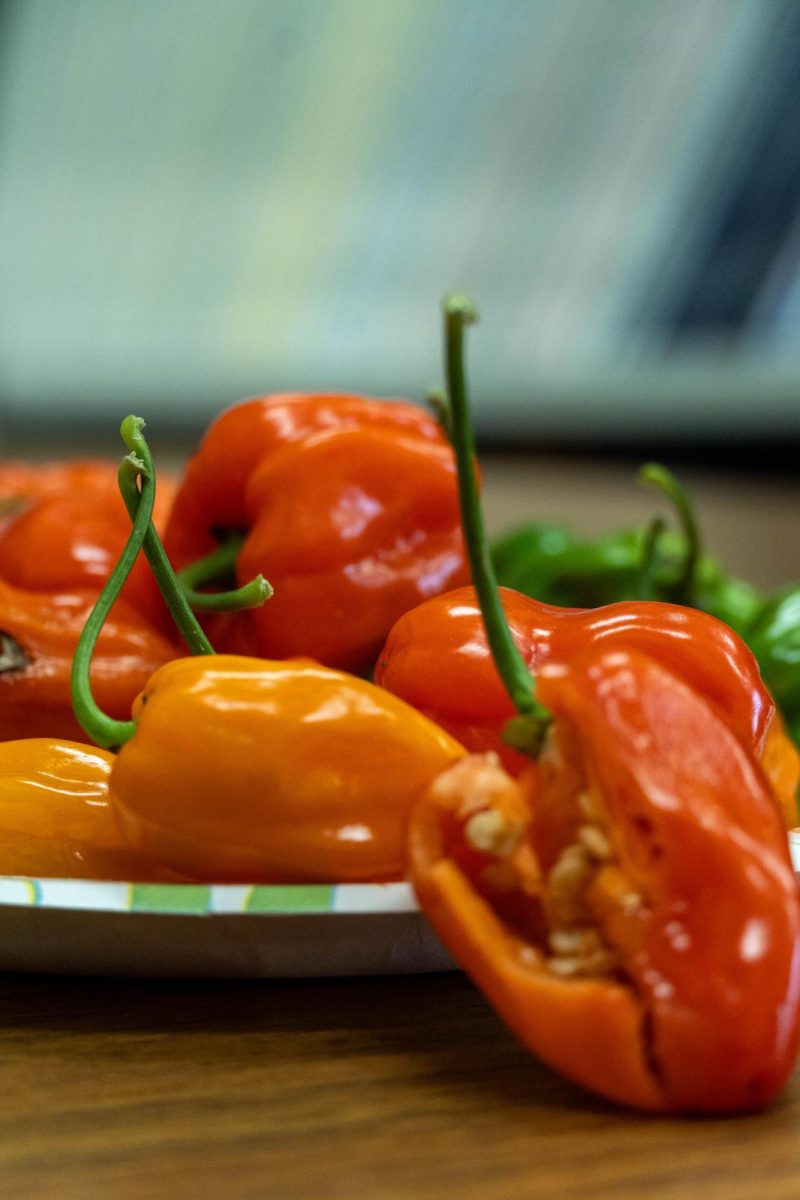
[1,0,800,449]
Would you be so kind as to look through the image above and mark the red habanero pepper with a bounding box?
[0,469,177,631]
[163,392,446,539]
[0,578,177,743]
[162,394,469,673]
[375,586,799,827]
[377,293,798,827]
[407,295,800,1113]
[410,646,800,1112]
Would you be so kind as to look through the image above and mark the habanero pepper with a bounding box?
[162,393,469,674]
[0,458,120,529]
[407,295,800,1113]
[375,587,799,827]
[0,577,177,743]
[71,417,465,884]
[107,654,464,883]
[0,464,177,632]
[0,738,182,880]
[410,647,800,1112]
[376,302,798,825]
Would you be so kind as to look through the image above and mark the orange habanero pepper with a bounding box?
[71,417,464,884]
[109,655,463,883]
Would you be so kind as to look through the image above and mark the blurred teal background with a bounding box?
[1,0,800,453]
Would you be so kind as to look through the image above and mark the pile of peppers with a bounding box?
[0,296,797,1116]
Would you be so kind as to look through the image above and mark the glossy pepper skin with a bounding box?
[0,579,177,742]
[375,585,799,826]
[0,472,177,631]
[162,394,469,673]
[109,655,465,883]
[410,646,800,1113]
[0,738,180,880]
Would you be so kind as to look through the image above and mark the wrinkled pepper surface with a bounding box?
[489,457,767,634]
[491,521,764,635]
[162,393,468,673]
[0,738,180,879]
[410,645,800,1112]
[407,293,800,1115]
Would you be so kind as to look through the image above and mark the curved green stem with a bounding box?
[116,422,215,655]
[442,293,550,754]
[636,514,667,600]
[72,415,226,751]
[176,535,273,612]
[638,462,701,604]
[70,417,154,749]
[426,386,453,442]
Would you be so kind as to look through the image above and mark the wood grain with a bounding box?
[1,970,799,1200]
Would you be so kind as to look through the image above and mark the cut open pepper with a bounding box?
[405,294,800,1112]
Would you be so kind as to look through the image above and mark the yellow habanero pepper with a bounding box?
[0,738,179,880]
[71,417,464,883]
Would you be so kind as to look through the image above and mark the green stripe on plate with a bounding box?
[245,884,335,913]
[129,884,212,914]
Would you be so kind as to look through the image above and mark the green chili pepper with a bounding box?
[491,467,765,636]
[745,589,800,725]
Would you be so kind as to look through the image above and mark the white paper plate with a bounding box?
[0,877,456,978]
[1,834,798,979]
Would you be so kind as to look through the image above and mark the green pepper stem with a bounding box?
[70,418,156,749]
[426,386,453,442]
[636,515,667,600]
[638,462,701,604]
[72,416,223,751]
[116,421,216,656]
[442,293,549,749]
[176,535,273,612]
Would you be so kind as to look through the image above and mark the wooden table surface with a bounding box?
[3,451,800,1200]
